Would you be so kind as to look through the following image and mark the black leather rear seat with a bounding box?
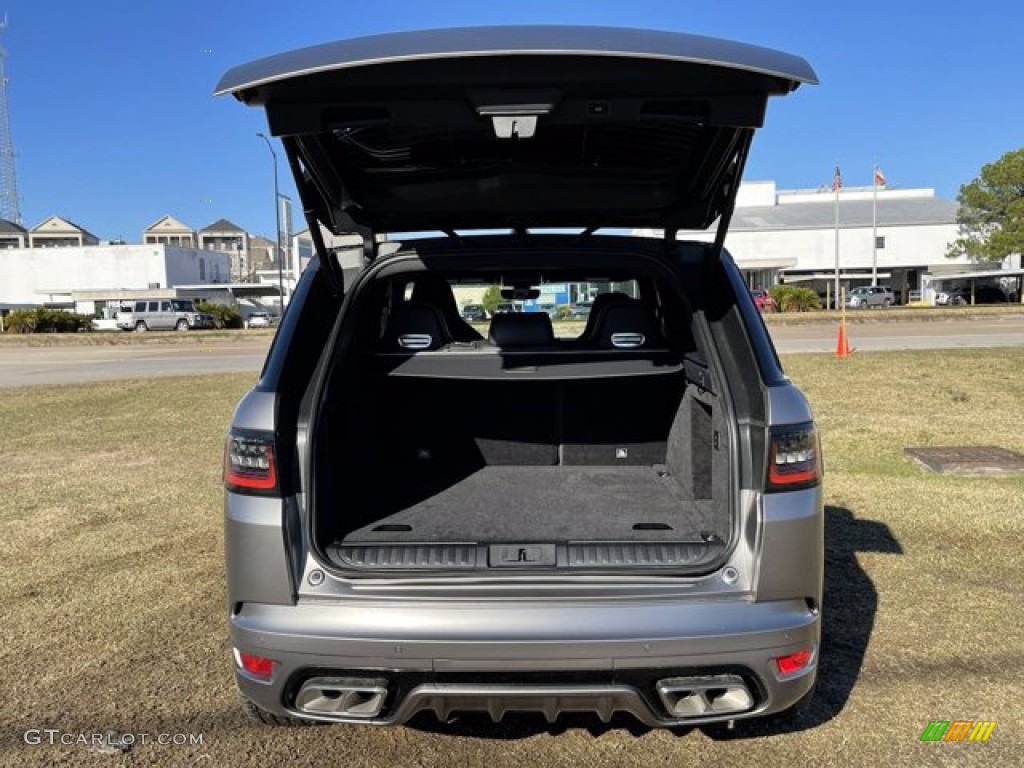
[590,299,664,349]
[383,303,448,351]
[488,312,555,349]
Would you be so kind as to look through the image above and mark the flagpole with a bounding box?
[834,162,840,308]
[872,159,878,286]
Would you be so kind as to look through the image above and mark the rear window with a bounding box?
[393,275,641,339]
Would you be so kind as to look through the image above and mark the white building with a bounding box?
[0,244,230,313]
[639,181,974,300]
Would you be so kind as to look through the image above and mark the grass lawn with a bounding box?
[1,349,1021,766]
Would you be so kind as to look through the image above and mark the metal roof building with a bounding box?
[638,181,973,299]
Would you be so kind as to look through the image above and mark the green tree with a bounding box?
[947,147,1024,262]
[481,285,502,314]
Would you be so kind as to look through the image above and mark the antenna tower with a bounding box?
[0,14,21,225]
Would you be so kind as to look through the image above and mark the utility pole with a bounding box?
[256,132,284,315]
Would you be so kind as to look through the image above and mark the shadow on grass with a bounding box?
[406,505,902,741]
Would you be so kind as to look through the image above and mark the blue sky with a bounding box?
[5,0,1022,241]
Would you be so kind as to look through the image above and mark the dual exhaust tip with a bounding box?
[293,673,755,722]
[294,677,390,719]
[655,674,754,717]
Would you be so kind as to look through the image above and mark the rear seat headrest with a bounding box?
[384,303,447,351]
[593,300,663,349]
[488,312,555,348]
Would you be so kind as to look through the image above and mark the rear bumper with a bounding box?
[231,597,819,727]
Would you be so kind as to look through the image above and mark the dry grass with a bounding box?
[1,351,1022,766]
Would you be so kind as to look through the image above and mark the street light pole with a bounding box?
[256,132,284,315]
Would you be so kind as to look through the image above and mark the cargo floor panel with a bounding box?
[339,466,719,545]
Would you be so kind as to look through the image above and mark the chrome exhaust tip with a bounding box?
[656,674,754,718]
[294,677,389,719]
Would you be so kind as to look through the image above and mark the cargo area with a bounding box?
[314,368,733,573]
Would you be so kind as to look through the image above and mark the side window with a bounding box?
[135,301,146,312]
[161,301,172,311]
[148,302,159,312]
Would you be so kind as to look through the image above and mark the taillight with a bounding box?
[767,424,821,491]
[224,432,278,493]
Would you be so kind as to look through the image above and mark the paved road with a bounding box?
[0,342,267,388]
[767,316,1024,353]
[0,316,1021,387]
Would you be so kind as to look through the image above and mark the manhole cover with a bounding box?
[904,446,1024,474]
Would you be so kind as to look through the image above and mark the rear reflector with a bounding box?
[767,425,820,491]
[224,432,278,493]
[774,644,817,678]
[234,649,276,681]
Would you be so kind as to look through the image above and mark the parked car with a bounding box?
[460,303,489,322]
[567,302,593,320]
[750,288,777,312]
[218,26,821,732]
[115,299,215,332]
[492,301,522,315]
[244,312,273,329]
[935,286,1010,306]
[844,285,895,309]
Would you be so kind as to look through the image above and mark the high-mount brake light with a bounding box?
[224,433,278,493]
[767,425,820,491]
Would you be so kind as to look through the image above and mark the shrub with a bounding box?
[196,301,243,329]
[3,308,94,333]
[5,309,37,333]
[769,285,820,312]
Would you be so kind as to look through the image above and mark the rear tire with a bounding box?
[134,321,148,333]
[175,319,189,331]
[240,694,316,727]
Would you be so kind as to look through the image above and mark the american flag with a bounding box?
[832,165,843,192]
[874,167,887,187]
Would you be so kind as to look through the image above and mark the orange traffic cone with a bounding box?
[835,320,853,358]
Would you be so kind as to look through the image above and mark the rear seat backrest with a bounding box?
[592,300,664,349]
[579,291,630,344]
[383,303,448,351]
[488,312,555,348]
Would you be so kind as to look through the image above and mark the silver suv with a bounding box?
[845,285,895,309]
[115,299,215,331]
[218,27,822,730]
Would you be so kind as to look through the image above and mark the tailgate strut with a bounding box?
[665,130,754,276]
[282,136,348,297]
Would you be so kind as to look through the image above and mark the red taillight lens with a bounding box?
[234,649,276,681]
[774,646,815,677]
[767,426,821,491]
[224,433,278,493]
